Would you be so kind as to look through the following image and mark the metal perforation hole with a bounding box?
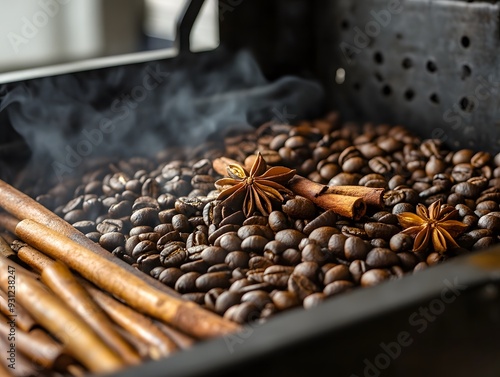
[460,96,475,112]
[461,36,470,48]
[461,64,472,80]
[404,89,415,101]
[430,93,440,104]
[374,52,384,64]
[426,61,437,73]
[396,33,403,40]
[353,82,361,91]
[341,19,350,30]
[402,58,412,69]
[374,72,384,82]
[382,85,392,96]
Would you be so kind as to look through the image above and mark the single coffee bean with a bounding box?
[241,235,269,252]
[241,290,272,310]
[249,256,274,270]
[271,290,300,311]
[288,274,318,300]
[281,248,302,265]
[301,243,328,264]
[195,271,231,292]
[99,232,126,251]
[215,291,242,315]
[323,280,354,296]
[282,197,317,219]
[364,222,400,240]
[73,220,96,234]
[303,292,326,309]
[308,226,340,248]
[389,233,414,252]
[224,302,260,324]
[263,265,294,288]
[293,261,320,283]
[174,271,200,293]
[225,251,250,269]
[344,236,369,261]
[302,210,337,235]
[275,229,306,249]
[366,248,399,268]
[180,260,209,274]
[323,264,350,285]
[360,269,390,287]
[328,233,347,259]
[478,214,500,232]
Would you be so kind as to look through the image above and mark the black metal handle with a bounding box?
[175,0,206,53]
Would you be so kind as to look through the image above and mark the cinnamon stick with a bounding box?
[322,185,384,207]
[41,261,141,365]
[0,254,124,373]
[11,241,53,273]
[85,284,177,359]
[0,180,180,298]
[15,219,240,339]
[0,313,70,370]
[288,176,367,220]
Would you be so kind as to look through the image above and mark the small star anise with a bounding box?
[397,199,468,253]
[215,153,296,217]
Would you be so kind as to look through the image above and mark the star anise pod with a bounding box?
[397,199,468,253]
[215,153,296,217]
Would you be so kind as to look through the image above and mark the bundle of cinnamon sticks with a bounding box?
[0,179,241,376]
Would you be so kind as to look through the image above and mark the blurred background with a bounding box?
[0,0,219,73]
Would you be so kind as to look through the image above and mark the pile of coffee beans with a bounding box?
[32,114,500,324]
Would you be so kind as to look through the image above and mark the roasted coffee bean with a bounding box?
[366,248,399,268]
[473,237,495,249]
[293,261,320,283]
[392,203,414,215]
[225,251,250,269]
[364,223,399,240]
[171,214,191,233]
[241,235,269,252]
[207,224,240,244]
[288,274,318,300]
[99,232,126,251]
[328,234,347,259]
[200,246,228,265]
[302,210,337,235]
[397,252,419,270]
[137,253,162,274]
[132,240,157,258]
[263,265,294,288]
[301,243,328,264]
[281,248,301,265]
[243,215,268,226]
[138,232,161,243]
[271,290,300,311]
[344,236,370,261]
[341,226,367,239]
[215,290,242,315]
[323,264,350,285]
[196,271,231,292]
[174,271,200,293]
[349,260,366,284]
[241,290,272,310]
[204,288,225,310]
[160,244,187,267]
[73,220,96,234]
[180,260,209,273]
[282,197,317,219]
[219,210,246,227]
[471,151,491,168]
[85,232,101,243]
[182,293,205,305]
[264,240,287,255]
[274,229,306,248]
[360,269,390,287]
[454,182,481,198]
[64,209,86,224]
[371,212,399,226]
[308,226,339,248]
[389,233,414,252]
[249,256,274,270]
[478,214,500,232]
[452,164,474,182]
[303,292,326,309]
[369,156,392,175]
[224,302,260,324]
[323,280,354,296]
[237,225,273,240]
[130,207,159,227]
[216,233,242,252]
